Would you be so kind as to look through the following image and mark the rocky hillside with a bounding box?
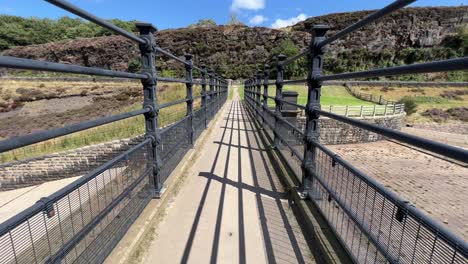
[2,6,467,79]
[292,6,467,52]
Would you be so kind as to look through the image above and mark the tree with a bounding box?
[269,39,307,79]
[0,15,137,51]
[227,13,244,26]
[188,19,217,28]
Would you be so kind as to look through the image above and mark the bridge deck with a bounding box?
[141,90,315,263]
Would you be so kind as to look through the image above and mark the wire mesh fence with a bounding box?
[0,140,152,264]
[245,89,468,264]
[0,0,229,262]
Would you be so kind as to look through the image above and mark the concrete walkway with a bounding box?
[141,88,315,263]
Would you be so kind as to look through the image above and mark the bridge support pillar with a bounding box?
[300,25,330,200]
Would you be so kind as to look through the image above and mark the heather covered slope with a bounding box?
[2,6,467,80]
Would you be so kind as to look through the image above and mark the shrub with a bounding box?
[127,58,141,73]
[409,88,424,93]
[380,86,394,92]
[397,96,417,115]
[440,90,468,100]
[16,87,47,101]
[446,107,468,122]
[421,108,450,122]
[188,19,217,28]
[115,93,130,101]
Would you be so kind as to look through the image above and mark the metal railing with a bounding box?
[0,0,227,263]
[243,0,468,263]
[319,104,405,117]
[345,85,398,105]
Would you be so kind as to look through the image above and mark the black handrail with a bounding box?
[317,0,416,48]
[45,0,146,44]
[320,57,468,81]
[0,1,229,263]
[243,0,468,262]
[0,108,150,152]
[316,109,468,162]
[0,56,148,79]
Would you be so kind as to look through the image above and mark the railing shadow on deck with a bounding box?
[182,101,316,263]
[243,0,468,263]
[0,0,228,263]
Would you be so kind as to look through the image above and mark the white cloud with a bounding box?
[230,0,265,11]
[0,6,14,13]
[271,13,307,29]
[249,15,267,25]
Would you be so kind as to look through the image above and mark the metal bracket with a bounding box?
[37,197,55,218]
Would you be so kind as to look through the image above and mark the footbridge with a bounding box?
[0,0,467,263]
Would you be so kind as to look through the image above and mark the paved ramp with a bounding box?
[142,89,315,263]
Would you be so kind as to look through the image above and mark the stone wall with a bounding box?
[0,136,143,191]
[296,113,406,145]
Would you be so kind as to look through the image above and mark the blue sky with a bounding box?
[0,0,466,29]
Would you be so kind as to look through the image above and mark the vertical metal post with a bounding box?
[208,69,214,119]
[201,65,208,128]
[263,64,270,125]
[274,55,286,148]
[185,54,194,146]
[256,70,263,118]
[214,74,219,111]
[300,25,329,199]
[136,22,163,197]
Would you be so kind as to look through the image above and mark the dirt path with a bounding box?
[141,87,315,263]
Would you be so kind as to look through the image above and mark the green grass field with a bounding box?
[354,86,468,123]
[282,85,375,106]
[250,85,373,107]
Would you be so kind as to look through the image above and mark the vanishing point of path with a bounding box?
[141,87,315,263]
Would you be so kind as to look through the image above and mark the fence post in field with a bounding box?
[393,103,397,114]
[263,64,270,120]
[201,65,208,127]
[360,105,364,117]
[136,23,163,197]
[300,25,329,199]
[379,95,382,104]
[185,54,194,146]
[274,55,286,148]
[384,104,388,116]
[345,105,349,116]
[373,104,376,117]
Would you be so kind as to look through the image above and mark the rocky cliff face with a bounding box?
[2,6,467,79]
[292,6,468,55]
[3,26,309,78]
